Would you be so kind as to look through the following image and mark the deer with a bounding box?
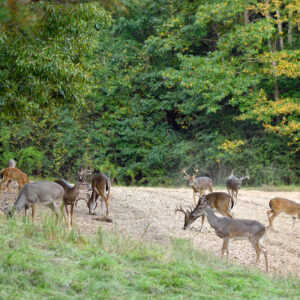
[0,167,30,197]
[226,170,249,202]
[267,197,300,233]
[180,195,268,271]
[6,181,65,221]
[55,179,88,226]
[76,172,111,217]
[78,167,93,183]
[183,167,213,204]
[175,192,234,231]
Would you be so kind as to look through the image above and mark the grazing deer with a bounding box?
[6,181,64,221]
[175,192,234,231]
[55,179,88,226]
[183,195,268,271]
[76,173,111,217]
[0,167,30,196]
[267,197,300,233]
[183,168,213,204]
[226,170,249,202]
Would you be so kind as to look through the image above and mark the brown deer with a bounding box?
[267,197,300,233]
[76,173,111,217]
[183,168,213,204]
[55,179,88,226]
[0,167,30,196]
[226,170,249,202]
[175,192,234,231]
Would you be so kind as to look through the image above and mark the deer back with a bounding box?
[269,197,300,217]
[13,181,64,213]
[205,192,233,211]
[2,168,29,184]
[194,176,213,190]
[92,173,111,194]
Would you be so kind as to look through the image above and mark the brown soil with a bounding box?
[1,184,300,277]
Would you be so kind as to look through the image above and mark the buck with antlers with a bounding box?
[183,167,213,204]
[226,170,249,202]
[175,192,234,231]
[178,195,268,271]
[267,197,300,233]
[0,167,30,197]
[55,179,88,226]
[76,172,111,218]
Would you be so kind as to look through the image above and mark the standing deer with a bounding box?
[6,181,64,221]
[55,179,88,226]
[76,173,111,217]
[226,170,249,202]
[267,197,300,233]
[182,195,268,271]
[0,167,30,197]
[175,192,234,231]
[183,168,213,204]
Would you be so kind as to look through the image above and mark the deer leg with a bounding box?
[70,204,74,227]
[64,203,70,224]
[60,202,69,226]
[99,191,109,216]
[221,237,230,263]
[31,204,35,221]
[267,210,278,230]
[48,202,59,222]
[218,209,233,219]
[193,191,197,205]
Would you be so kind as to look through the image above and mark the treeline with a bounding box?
[0,0,299,186]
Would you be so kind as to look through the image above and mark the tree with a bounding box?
[0,2,111,122]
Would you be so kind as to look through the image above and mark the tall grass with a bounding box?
[0,215,299,299]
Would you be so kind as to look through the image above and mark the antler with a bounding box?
[193,165,199,173]
[78,168,93,176]
[75,197,88,207]
[175,205,187,216]
[241,169,250,180]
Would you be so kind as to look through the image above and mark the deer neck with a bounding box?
[203,205,220,229]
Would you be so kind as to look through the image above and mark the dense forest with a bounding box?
[0,0,299,186]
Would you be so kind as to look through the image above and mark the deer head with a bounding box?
[78,168,93,182]
[183,169,196,187]
[175,204,200,230]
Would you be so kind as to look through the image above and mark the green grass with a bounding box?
[0,215,299,299]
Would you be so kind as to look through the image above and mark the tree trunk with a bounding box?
[276,5,284,50]
[288,10,293,46]
[244,9,249,25]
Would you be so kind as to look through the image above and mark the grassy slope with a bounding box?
[0,215,299,300]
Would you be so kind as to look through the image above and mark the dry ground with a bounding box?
[1,184,300,277]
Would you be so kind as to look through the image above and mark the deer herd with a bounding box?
[0,160,299,272]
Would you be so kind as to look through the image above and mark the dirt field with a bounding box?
[1,185,300,277]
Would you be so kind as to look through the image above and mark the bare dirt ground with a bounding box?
[1,184,300,277]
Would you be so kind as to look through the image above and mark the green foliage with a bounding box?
[0,2,111,122]
[0,0,299,186]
